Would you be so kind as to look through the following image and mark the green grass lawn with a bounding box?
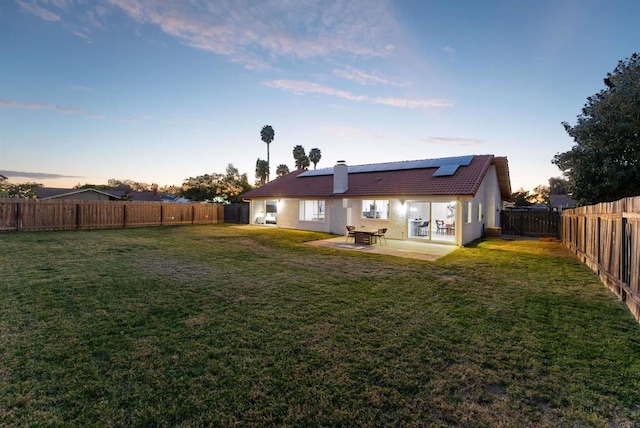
[1,225,639,426]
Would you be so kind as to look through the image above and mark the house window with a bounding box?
[361,200,389,220]
[299,200,325,221]
[465,201,473,224]
[478,202,483,222]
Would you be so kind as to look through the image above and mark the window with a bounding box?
[299,200,325,221]
[361,200,389,220]
[478,202,483,222]
[465,201,473,224]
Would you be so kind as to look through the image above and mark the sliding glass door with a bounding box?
[407,201,456,242]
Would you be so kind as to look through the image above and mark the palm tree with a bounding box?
[260,125,275,182]
[309,148,321,169]
[296,155,310,170]
[255,158,269,186]
[276,164,290,178]
[292,145,306,170]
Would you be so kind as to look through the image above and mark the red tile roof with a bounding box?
[242,155,511,200]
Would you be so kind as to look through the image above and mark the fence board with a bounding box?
[562,196,640,322]
[0,198,224,232]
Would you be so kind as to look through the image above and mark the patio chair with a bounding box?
[436,220,446,234]
[346,225,356,242]
[418,221,429,236]
[373,228,387,244]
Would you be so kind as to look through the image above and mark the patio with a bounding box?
[305,236,457,261]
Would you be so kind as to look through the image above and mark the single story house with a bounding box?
[549,194,577,211]
[241,154,511,246]
[36,187,164,202]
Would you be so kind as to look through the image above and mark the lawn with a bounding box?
[1,225,639,426]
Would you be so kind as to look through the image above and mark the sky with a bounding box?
[1,0,639,192]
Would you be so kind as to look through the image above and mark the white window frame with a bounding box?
[299,200,325,222]
[478,202,483,222]
[465,201,473,224]
[361,199,389,220]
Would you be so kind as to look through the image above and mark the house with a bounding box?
[35,187,164,202]
[241,154,511,246]
[549,194,576,211]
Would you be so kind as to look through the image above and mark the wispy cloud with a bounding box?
[0,170,82,180]
[17,0,61,21]
[422,137,485,146]
[0,97,139,122]
[19,1,402,69]
[103,0,399,68]
[263,80,452,109]
[333,66,406,86]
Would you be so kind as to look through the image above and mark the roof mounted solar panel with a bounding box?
[433,164,460,176]
[298,155,474,177]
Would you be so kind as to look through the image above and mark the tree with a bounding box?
[179,164,251,203]
[511,188,533,206]
[530,185,550,205]
[292,145,309,170]
[255,159,269,186]
[553,53,640,205]
[548,177,569,195]
[275,164,290,178]
[260,125,275,182]
[1,182,40,198]
[308,148,322,169]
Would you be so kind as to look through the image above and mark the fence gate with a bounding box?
[224,203,249,224]
[500,210,561,238]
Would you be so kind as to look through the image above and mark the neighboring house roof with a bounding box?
[37,187,121,200]
[549,194,576,209]
[242,155,511,200]
[36,187,163,202]
[161,194,192,203]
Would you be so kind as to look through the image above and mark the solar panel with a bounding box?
[298,155,474,177]
[433,164,460,176]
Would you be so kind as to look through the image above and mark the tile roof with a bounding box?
[242,155,511,200]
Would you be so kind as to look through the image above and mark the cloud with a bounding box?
[421,137,486,146]
[0,97,140,122]
[104,0,399,68]
[0,170,82,180]
[17,0,61,21]
[442,46,455,54]
[333,66,396,86]
[263,80,453,109]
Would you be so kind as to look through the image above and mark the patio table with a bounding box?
[353,230,378,245]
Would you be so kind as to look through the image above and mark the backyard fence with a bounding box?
[500,210,561,238]
[562,196,640,322]
[0,198,224,232]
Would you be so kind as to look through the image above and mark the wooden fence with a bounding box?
[0,198,224,232]
[500,210,561,238]
[562,196,640,322]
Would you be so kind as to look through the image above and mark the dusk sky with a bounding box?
[1,0,639,191]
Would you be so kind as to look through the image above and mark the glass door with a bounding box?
[407,202,431,239]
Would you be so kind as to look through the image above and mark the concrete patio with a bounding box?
[305,236,457,261]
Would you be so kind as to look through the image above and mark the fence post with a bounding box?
[15,200,21,231]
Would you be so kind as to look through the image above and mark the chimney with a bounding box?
[333,160,348,194]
